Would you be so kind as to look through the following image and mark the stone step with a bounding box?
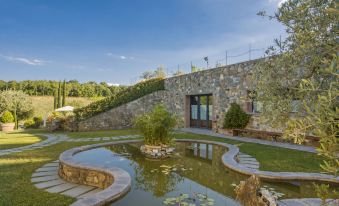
[34,179,66,189]
[61,185,96,198]
[46,183,78,193]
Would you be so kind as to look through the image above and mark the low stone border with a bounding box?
[59,140,141,206]
[59,139,338,206]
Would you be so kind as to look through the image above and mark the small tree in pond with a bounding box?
[223,103,250,129]
[134,104,177,146]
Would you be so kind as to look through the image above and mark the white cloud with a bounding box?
[269,0,288,7]
[0,54,48,66]
[106,53,134,60]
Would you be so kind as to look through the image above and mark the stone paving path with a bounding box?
[236,152,260,170]
[65,134,140,142]
[0,134,68,156]
[31,160,103,199]
[179,128,317,153]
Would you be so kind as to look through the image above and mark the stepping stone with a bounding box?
[239,160,259,165]
[34,179,66,189]
[111,137,119,140]
[36,167,58,172]
[93,138,101,141]
[102,137,110,141]
[32,171,58,177]
[31,175,60,183]
[241,164,260,169]
[46,183,78,193]
[239,157,257,161]
[52,160,60,163]
[43,163,59,167]
[77,188,102,199]
[61,185,96,198]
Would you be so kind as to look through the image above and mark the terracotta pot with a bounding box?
[1,123,15,132]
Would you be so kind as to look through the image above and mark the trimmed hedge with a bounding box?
[74,78,165,121]
[223,103,250,129]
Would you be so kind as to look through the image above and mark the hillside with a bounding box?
[29,96,94,118]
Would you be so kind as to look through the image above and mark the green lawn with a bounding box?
[0,129,327,206]
[66,129,138,138]
[0,131,46,150]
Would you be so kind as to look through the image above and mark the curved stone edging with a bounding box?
[59,139,339,206]
[59,140,140,206]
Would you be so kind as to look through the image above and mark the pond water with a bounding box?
[73,142,331,206]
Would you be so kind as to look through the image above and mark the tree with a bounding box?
[140,71,155,80]
[62,80,66,107]
[57,81,61,108]
[0,90,33,129]
[253,0,338,178]
[155,66,166,79]
[53,89,57,110]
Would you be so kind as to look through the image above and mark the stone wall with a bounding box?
[163,59,269,131]
[77,59,277,132]
[78,91,167,131]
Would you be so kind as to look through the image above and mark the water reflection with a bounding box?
[72,142,336,206]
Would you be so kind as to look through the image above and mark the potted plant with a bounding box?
[1,111,15,132]
[222,103,250,136]
[134,104,177,159]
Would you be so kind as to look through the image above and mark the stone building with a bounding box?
[78,59,273,132]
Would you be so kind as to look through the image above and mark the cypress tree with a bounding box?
[57,81,61,108]
[62,80,66,107]
[53,89,57,109]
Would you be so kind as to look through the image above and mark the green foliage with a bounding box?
[0,79,126,98]
[0,90,33,129]
[75,78,165,120]
[57,81,61,108]
[134,104,177,146]
[23,119,35,128]
[223,103,250,129]
[1,111,14,123]
[62,80,66,107]
[254,0,338,178]
[53,90,57,110]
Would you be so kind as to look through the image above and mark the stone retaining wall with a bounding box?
[77,59,278,132]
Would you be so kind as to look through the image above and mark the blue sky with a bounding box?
[0,0,286,85]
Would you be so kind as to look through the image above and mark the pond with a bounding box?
[73,142,330,206]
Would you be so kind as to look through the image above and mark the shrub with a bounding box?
[24,119,35,128]
[25,116,43,128]
[75,78,165,121]
[223,103,250,129]
[134,104,177,146]
[1,111,14,123]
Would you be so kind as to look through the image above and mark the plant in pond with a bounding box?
[234,175,267,206]
[163,193,215,206]
[223,103,250,129]
[134,104,177,146]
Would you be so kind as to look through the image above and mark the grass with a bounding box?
[0,131,46,150]
[66,129,138,138]
[0,129,327,205]
[174,132,324,173]
[29,96,93,118]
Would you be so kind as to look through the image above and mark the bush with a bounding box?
[25,116,43,128]
[24,119,35,128]
[134,104,177,146]
[1,111,14,123]
[75,78,165,121]
[223,103,250,129]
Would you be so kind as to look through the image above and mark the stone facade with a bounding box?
[78,91,167,131]
[77,59,277,132]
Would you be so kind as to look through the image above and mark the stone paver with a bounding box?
[61,185,96,197]
[0,134,69,156]
[31,175,60,183]
[32,171,58,177]
[36,166,58,172]
[35,179,66,189]
[46,182,78,193]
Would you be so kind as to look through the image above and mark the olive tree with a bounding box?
[0,90,33,129]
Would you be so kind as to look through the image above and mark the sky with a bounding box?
[0,0,287,85]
